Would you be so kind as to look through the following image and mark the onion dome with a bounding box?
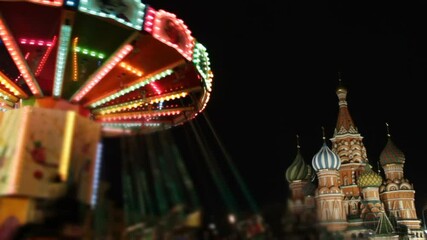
[312,130,341,171]
[379,123,405,166]
[358,164,382,188]
[285,141,314,183]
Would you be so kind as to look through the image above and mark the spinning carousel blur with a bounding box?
[0,0,212,238]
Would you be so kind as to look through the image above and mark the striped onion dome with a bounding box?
[285,147,314,183]
[312,141,341,171]
[358,164,382,188]
[380,137,405,166]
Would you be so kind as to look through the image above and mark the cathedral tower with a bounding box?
[312,130,347,232]
[285,135,315,216]
[379,124,424,238]
[284,135,317,236]
[330,77,368,222]
[358,164,384,223]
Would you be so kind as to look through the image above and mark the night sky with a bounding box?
[104,0,427,225]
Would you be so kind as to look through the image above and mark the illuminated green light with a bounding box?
[74,46,105,59]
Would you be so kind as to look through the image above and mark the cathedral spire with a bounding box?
[334,74,358,136]
[385,122,391,138]
[337,72,344,88]
[380,122,405,166]
[321,126,326,142]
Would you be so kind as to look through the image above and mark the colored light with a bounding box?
[119,62,143,76]
[27,0,63,6]
[152,10,195,61]
[72,37,79,81]
[71,44,134,102]
[91,142,103,208]
[88,68,174,108]
[0,17,42,96]
[78,0,145,30]
[35,36,57,76]
[19,38,53,47]
[59,111,76,181]
[74,46,105,59]
[53,24,72,97]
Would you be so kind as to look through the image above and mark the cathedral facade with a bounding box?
[284,81,425,240]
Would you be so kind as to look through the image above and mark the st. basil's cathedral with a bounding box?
[284,79,425,240]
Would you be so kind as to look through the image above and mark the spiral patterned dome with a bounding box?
[285,148,314,183]
[358,164,382,188]
[380,137,405,166]
[312,142,341,171]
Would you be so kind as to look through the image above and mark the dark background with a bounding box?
[103,0,427,228]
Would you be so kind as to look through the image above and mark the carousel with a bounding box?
[0,0,212,238]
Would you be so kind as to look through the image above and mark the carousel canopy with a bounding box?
[0,0,213,136]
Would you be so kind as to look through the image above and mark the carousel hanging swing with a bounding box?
[119,129,203,240]
[176,96,272,240]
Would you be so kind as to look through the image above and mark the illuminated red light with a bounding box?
[19,38,53,47]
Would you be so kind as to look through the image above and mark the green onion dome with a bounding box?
[286,147,314,183]
[358,164,383,188]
